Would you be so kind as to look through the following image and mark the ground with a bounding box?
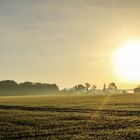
[0,93,140,140]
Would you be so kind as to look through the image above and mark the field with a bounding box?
[0,93,140,140]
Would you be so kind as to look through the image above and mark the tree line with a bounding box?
[0,80,118,95]
[0,80,138,95]
[0,80,59,95]
[62,82,118,93]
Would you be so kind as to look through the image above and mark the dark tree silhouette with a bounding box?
[91,85,97,92]
[0,80,18,89]
[0,80,59,95]
[108,82,117,93]
[85,83,90,92]
[74,84,85,92]
[134,85,140,93]
[103,83,106,92]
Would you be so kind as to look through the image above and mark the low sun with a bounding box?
[114,40,140,82]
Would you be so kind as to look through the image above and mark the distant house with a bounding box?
[134,87,140,93]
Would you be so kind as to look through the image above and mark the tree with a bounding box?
[19,82,34,89]
[90,85,97,93]
[74,84,86,93]
[19,82,59,92]
[103,83,106,92]
[0,80,18,89]
[85,83,90,92]
[134,85,140,93]
[110,82,117,89]
[108,82,117,93]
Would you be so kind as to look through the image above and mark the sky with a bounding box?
[0,0,140,89]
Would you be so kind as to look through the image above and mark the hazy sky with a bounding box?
[0,0,140,88]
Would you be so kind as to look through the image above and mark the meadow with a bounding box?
[0,93,140,140]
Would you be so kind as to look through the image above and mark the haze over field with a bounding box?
[0,0,140,89]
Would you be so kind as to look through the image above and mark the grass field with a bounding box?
[0,93,140,140]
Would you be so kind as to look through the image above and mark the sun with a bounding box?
[113,40,140,82]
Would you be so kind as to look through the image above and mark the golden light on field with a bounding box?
[113,40,140,83]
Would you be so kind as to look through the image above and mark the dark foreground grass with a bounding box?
[0,94,140,140]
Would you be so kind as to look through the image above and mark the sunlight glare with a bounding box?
[113,40,140,82]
